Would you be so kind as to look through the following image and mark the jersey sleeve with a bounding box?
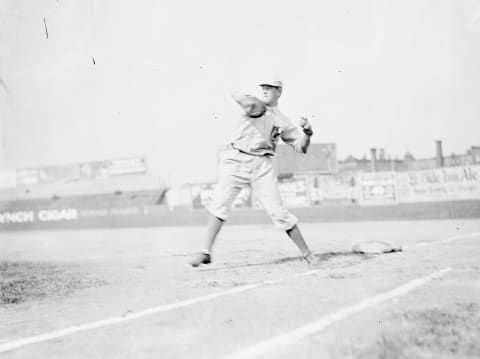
[231,92,259,114]
[279,116,310,154]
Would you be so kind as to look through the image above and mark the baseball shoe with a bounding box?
[190,253,212,267]
[303,252,321,266]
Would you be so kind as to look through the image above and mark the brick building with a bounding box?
[338,141,480,174]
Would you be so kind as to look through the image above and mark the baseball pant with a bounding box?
[208,148,298,231]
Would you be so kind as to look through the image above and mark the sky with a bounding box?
[1,0,480,185]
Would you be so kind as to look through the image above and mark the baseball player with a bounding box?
[190,77,319,267]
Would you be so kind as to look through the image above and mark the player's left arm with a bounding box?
[280,116,313,154]
[231,92,266,118]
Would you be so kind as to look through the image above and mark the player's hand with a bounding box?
[299,117,312,130]
[299,117,313,136]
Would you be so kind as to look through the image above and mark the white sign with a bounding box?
[278,178,309,207]
[309,175,357,204]
[396,165,480,203]
[37,208,78,222]
[0,170,17,189]
[358,172,397,206]
[108,157,147,176]
[0,211,35,224]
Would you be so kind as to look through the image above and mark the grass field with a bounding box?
[1,219,480,358]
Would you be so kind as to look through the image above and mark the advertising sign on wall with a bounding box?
[191,183,251,210]
[278,177,309,207]
[309,175,357,205]
[0,206,144,228]
[16,168,40,185]
[0,170,17,189]
[38,166,81,184]
[0,208,78,224]
[165,186,193,210]
[83,157,147,180]
[15,157,148,185]
[107,157,147,176]
[191,183,215,210]
[396,165,480,203]
[358,172,397,206]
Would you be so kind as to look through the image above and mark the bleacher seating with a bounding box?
[0,174,168,211]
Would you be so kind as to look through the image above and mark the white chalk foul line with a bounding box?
[411,232,480,248]
[0,268,323,353]
[220,267,452,359]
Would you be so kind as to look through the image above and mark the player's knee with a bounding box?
[268,209,298,231]
[208,204,229,221]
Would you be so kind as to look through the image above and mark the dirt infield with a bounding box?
[0,219,479,358]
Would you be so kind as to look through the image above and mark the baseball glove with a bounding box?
[243,95,267,118]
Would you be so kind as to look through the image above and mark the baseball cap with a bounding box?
[259,76,283,88]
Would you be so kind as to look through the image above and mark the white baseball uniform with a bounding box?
[208,105,310,231]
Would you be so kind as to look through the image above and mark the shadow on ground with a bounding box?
[197,251,373,272]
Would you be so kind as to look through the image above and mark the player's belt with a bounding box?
[230,143,274,157]
[230,144,250,155]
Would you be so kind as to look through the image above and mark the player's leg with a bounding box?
[251,159,319,264]
[190,181,243,267]
[204,214,225,253]
[190,152,247,266]
[190,214,224,267]
[285,224,319,264]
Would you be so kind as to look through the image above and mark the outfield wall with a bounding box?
[172,165,480,209]
[1,200,480,231]
[1,165,480,231]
